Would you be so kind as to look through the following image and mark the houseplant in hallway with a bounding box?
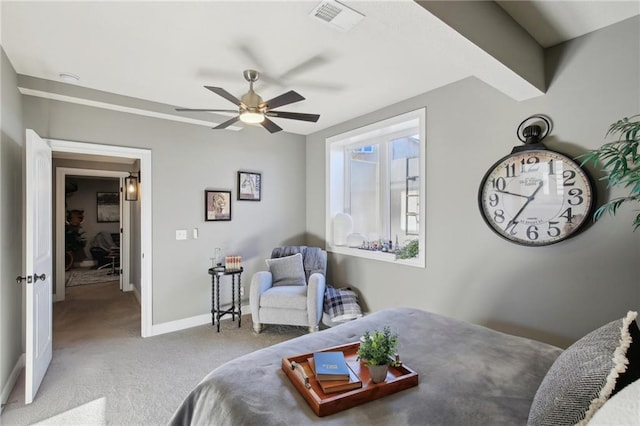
[357,326,399,383]
[581,115,640,228]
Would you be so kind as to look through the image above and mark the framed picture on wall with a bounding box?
[205,190,232,221]
[237,171,261,201]
[97,192,119,223]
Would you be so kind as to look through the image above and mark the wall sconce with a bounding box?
[124,172,139,201]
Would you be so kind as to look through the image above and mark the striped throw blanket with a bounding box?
[324,285,363,323]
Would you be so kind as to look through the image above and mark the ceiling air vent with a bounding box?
[309,0,364,32]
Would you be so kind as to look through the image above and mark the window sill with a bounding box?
[327,245,424,268]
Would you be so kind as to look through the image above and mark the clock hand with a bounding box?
[496,189,530,199]
[527,180,544,201]
[505,180,544,230]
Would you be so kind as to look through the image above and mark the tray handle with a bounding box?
[290,361,311,389]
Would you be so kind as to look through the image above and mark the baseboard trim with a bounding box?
[132,284,141,305]
[150,303,250,336]
[1,353,25,414]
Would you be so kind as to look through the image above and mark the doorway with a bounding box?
[48,138,152,337]
[56,171,132,299]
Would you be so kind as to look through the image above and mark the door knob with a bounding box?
[33,273,46,282]
[16,275,33,284]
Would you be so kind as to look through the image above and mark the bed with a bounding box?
[170,307,639,426]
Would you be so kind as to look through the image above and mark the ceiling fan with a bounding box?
[176,69,320,133]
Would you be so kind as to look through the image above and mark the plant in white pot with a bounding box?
[581,115,640,228]
[357,326,399,383]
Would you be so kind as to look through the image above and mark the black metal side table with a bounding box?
[208,267,243,332]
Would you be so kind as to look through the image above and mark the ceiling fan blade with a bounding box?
[261,117,283,133]
[261,90,305,110]
[213,116,240,130]
[175,108,238,113]
[266,111,320,122]
[205,86,242,106]
[237,44,268,74]
[279,54,329,81]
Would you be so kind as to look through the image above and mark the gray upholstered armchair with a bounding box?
[250,246,326,333]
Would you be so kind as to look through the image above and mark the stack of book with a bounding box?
[309,351,362,394]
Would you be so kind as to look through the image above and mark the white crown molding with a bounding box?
[18,87,242,131]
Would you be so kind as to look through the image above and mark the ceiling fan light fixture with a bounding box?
[179,69,319,133]
[239,110,265,124]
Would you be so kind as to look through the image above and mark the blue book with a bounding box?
[313,351,350,381]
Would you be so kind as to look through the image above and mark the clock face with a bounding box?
[478,149,595,246]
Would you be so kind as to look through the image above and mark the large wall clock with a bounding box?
[478,116,596,246]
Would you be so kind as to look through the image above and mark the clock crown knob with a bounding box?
[523,125,542,144]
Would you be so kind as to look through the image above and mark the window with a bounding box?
[326,109,426,267]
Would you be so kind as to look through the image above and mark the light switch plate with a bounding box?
[176,229,187,240]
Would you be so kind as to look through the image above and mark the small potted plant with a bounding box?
[357,326,399,383]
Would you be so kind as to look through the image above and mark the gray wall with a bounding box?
[22,96,307,325]
[0,47,24,404]
[306,17,640,348]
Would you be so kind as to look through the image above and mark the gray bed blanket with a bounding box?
[169,307,562,425]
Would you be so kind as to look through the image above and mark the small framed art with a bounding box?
[97,192,119,223]
[205,190,231,221]
[237,171,261,201]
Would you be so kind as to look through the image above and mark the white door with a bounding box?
[24,129,53,404]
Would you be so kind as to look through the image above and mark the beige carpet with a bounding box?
[1,282,306,425]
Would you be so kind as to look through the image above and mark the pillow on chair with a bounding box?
[266,253,306,287]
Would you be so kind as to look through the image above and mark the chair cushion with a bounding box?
[265,253,306,287]
[528,311,639,426]
[260,286,308,310]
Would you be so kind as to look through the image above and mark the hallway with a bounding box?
[54,281,140,347]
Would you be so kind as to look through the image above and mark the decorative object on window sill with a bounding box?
[346,232,365,248]
[333,213,353,246]
[124,172,139,201]
[205,190,232,221]
[175,69,320,134]
[237,171,261,201]
[580,115,640,230]
[395,239,419,260]
[478,114,596,246]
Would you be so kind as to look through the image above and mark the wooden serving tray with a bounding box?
[282,342,419,417]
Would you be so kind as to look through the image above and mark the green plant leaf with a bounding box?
[585,115,640,229]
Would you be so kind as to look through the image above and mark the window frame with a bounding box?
[325,108,426,268]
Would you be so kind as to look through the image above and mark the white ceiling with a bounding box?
[2,1,638,136]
